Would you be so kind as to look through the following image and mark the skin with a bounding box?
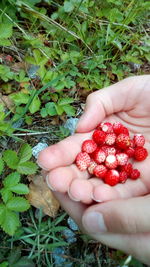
[38,75,150,264]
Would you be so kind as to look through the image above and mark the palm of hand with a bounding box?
[39,76,150,204]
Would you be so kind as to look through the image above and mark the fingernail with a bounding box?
[36,160,49,171]
[68,189,80,202]
[82,212,107,233]
[46,175,56,191]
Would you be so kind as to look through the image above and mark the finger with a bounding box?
[91,232,150,266]
[53,192,150,265]
[82,195,150,234]
[68,179,95,204]
[76,75,150,132]
[46,164,90,193]
[53,191,86,232]
[37,131,92,170]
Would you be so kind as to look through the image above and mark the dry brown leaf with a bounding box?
[0,93,14,109]
[27,175,60,217]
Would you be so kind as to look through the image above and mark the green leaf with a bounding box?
[0,209,20,236]
[17,162,38,175]
[12,257,35,267]
[0,261,9,267]
[7,197,30,212]
[0,39,11,46]
[3,151,19,169]
[58,97,74,106]
[1,188,13,203]
[64,1,74,12]
[10,92,30,105]
[63,105,76,116]
[54,104,64,115]
[11,184,29,195]
[29,96,41,114]
[0,24,13,39]
[40,107,48,118]
[3,172,21,187]
[19,144,32,163]
[45,102,57,116]
[0,204,5,224]
[0,157,4,174]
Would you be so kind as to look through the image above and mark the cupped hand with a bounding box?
[52,191,150,265]
[38,75,150,204]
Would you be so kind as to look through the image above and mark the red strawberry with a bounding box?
[105,170,120,186]
[105,155,118,169]
[100,122,113,133]
[102,145,116,156]
[133,134,145,147]
[82,139,97,154]
[93,148,106,164]
[130,139,135,148]
[88,161,97,174]
[126,147,135,158]
[76,152,91,171]
[116,153,128,166]
[122,163,133,175]
[113,122,124,135]
[134,147,148,161]
[113,122,129,135]
[116,133,130,149]
[105,133,116,145]
[130,169,140,180]
[92,130,106,145]
[119,171,128,183]
[94,164,107,178]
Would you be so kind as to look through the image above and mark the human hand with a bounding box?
[52,191,150,266]
[38,75,150,204]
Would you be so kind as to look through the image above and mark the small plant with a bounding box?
[0,144,37,236]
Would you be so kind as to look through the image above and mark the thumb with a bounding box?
[76,76,144,133]
[82,195,150,234]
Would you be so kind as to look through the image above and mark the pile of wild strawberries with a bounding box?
[75,122,148,186]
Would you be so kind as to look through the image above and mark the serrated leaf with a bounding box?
[58,97,74,106]
[11,184,29,195]
[1,188,13,203]
[45,102,57,116]
[0,39,11,46]
[0,204,5,224]
[3,172,21,187]
[19,144,32,163]
[7,197,30,212]
[1,209,20,236]
[40,107,47,118]
[17,162,37,175]
[0,157,4,174]
[0,24,13,39]
[63,105,76,116]
[54,104,64,115]
[29,96,41,114]
[3,150,19,169]
[64,1,74,12]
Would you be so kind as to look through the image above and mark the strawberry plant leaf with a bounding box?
[0,204,5,225]
[0,209,20,236]
[40,107,48,118]
[19,144,32,163]
[58,97,74,106]
[0,157,4,174]
[0,23,13,39]
[62,105,76,116]
[11,184,29,195]
[1,188,13,204]
[3,150,19,169]
[64,1,74,12]
[45,102,57,116]
[7,197,30,212]
[17,162,38,175]
[29,96,41,114]
[3,172,21,187]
